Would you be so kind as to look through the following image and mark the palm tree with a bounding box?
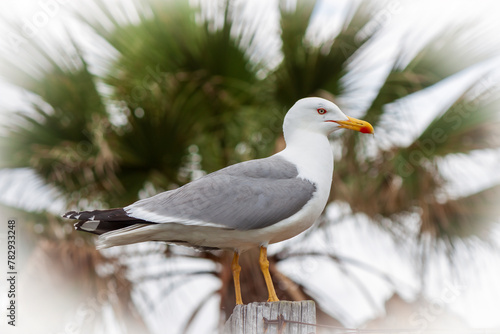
[1,0,498,331]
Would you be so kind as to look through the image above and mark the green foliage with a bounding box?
[0,45,120,206]
[1,0,498,242]
[82,0,276,197]
[364,26,496,127]
[411,84,500,157]
[274,0,379,108]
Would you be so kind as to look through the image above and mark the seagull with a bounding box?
[63,97,374,305]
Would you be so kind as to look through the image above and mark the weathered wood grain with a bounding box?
[224,300,316,334]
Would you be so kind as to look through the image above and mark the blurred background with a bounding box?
[0,0,500,333]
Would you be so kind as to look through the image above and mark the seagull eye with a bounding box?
[317,108,327,115]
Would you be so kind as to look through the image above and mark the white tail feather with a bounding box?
[96,224,153,249]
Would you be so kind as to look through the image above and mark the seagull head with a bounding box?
[283,97,374,137]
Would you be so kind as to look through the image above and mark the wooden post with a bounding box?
[224,300,316,334]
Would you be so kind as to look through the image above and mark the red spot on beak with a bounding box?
[360,126,372,134]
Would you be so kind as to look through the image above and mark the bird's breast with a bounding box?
[276,131,334,188]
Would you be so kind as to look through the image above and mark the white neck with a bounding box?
[276,129,334,186]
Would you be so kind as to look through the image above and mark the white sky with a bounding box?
[1,0,500,333]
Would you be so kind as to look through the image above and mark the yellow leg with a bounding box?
[232,252,243,305]
[259,246,279,302]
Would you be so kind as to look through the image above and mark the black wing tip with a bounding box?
[62,211,78,219]
[74,220,103,235]
[64,208,153,235]
[62,208,134,221]
[74,220,84,229]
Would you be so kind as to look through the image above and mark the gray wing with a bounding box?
[125,156,317,230]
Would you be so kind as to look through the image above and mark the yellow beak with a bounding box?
[333,116,374,134]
